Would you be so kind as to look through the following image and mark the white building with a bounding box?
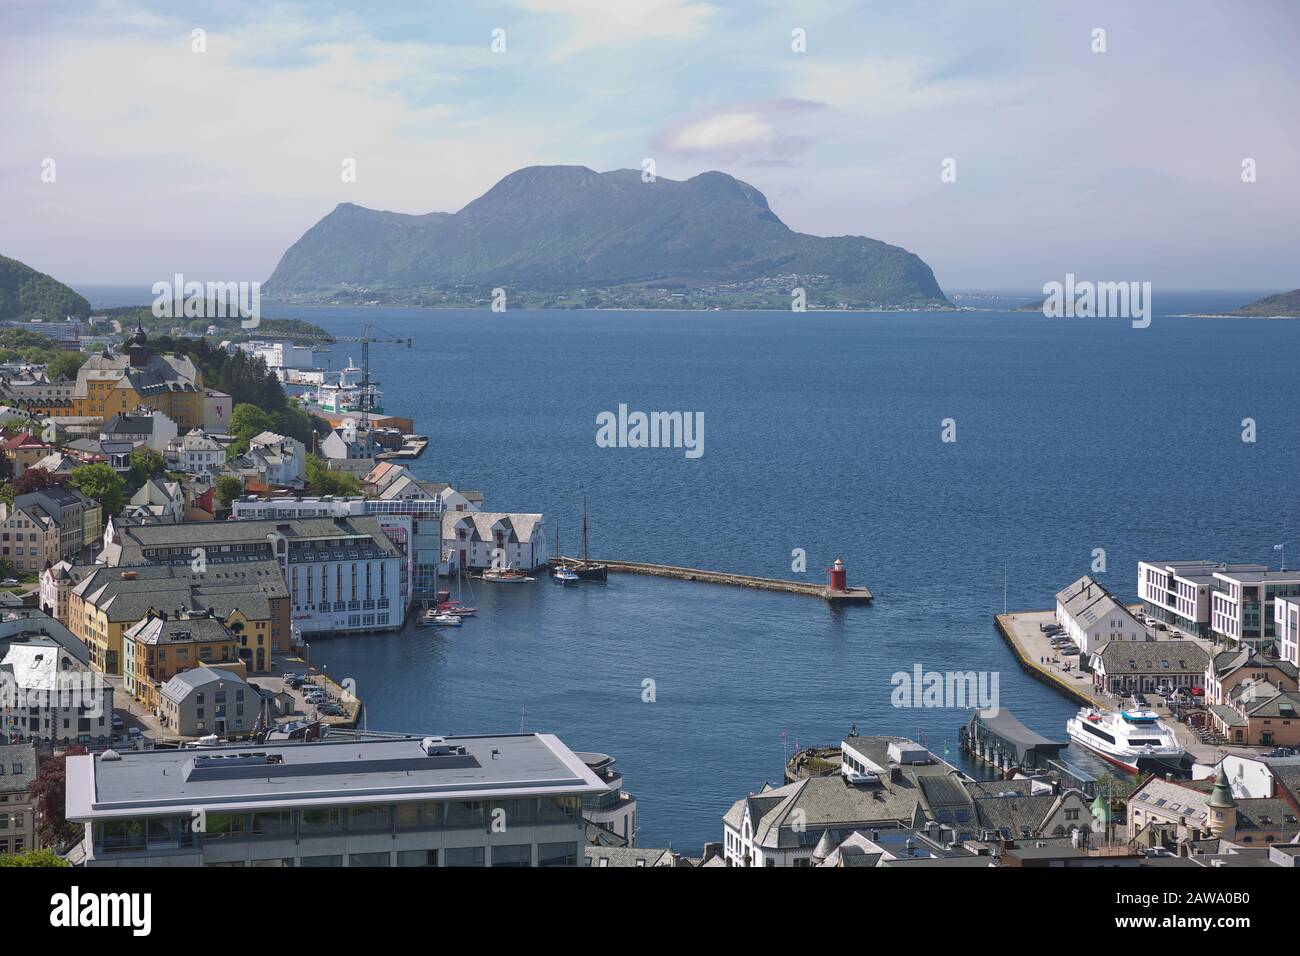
[1055,575,1147,656]
[1277,596,1300,670]
[1211,568,1300,651]
[66,731,604,867]
[203,389,232,432]
[0,610,114,747]
[247,431,306,486]
[168,428,226,477]
[99,408,178,454]
[1138,560,1269,639]
[444,511,548,572]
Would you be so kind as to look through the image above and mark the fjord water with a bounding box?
[272,295,1297,851]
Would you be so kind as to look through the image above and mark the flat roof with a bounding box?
[66,732,605,820]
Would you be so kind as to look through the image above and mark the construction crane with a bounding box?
[275,323,412,430]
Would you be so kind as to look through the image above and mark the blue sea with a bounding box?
[80,287,1300,851]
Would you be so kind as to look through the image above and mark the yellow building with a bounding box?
[122,610,248,713]
[11,326,205,428]
[64,561,288,677]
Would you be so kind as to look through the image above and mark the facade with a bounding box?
[0,610,114,747]
[444,511,549,572]
[65,561,289,677]
[1211,568,1300,651]
[126,478,187,523]
[203,389,232,432]
[98,516,407,636]
[320,424,377,462]
[66,732,604,867]
[1054,575,1147,656]
[13,487,91,561]
[99,408,177,453]
[0,742,38,857]
[577,752,637,846]
[1138,560,1267,639]
[0,500,60,574]
[1276,596,1300,669]
[1089,640,1209,695]
[123,611,247,713]
[168,428,225,477]
[1128,766,1299,851]
[1207,680,1300,748]
[1,431,55,477]
[232,431,306,487]
[158,666,258,737]
[1204,648,1298,707]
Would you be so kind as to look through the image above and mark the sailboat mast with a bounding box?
[582,496,590,562]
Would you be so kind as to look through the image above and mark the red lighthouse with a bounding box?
[827,557,847,592]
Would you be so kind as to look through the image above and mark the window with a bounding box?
[491,843,532,867]
[397,849,438,867]
[445,801,486,828]
[538,842,578,867]
[300,855,343,867]
[444,846,485,867]
[397,801,443,831]
[348,851,391,867]
[299,808,343,835]
[347,805,391,832]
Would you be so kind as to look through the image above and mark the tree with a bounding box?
[45,351,89,381]
[306,455,361,496]
[215,474,244,507]
[129,447,165,486]
[13,467,60,495]
[229,403,273,441]
[0,848,70,867]
[67,462,125,516]
[27,745,86,849]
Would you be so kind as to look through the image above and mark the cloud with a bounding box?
[513,0,719,57]
[655,100,825,163]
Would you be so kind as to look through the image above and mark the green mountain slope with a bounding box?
[0,255,91,321]
[267,166,951,309]
[1229,289,1300,316]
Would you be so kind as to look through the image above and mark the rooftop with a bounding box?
[66,732,605,820]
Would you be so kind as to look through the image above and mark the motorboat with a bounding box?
[1066,707,1191,774]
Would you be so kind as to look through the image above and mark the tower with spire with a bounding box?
[128,321,151,368]
[1206,765,1237,838]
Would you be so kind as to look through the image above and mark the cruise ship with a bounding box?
[1065,707,1192,775]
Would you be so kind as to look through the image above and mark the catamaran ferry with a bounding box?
[1066,707,1191,775]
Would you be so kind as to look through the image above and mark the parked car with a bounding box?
[1151,621,1167,631]
[127,726,143,739]
[111,714,124,730]
[1,578,18,587]
[1132,693,1150,708]
[318,703,345,716]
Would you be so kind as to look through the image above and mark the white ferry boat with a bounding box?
[1066,707,1191,774]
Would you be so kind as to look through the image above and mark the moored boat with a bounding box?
[1066,707,1191,775]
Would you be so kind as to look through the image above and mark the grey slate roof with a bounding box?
[1095,640,1209,675]
[0,742,37,795]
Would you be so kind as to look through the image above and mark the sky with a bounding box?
[1,0,1297,291]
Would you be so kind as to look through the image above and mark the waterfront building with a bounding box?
[577,752,637,846]
[584,846,683,867]
[1210,567,1300,651]
[158,665,258,737]
[1089,640,1208,695]
[65,732,603,867]
[65,560,289,676]
[0,610,114,747]
[319,424,377,462]
[1054,575,1146,656]
[98,516,407,636]
[1204,648,1297,707]
[1137,560,1267,639]
[0,742,38,857]
[229,431,306,488]
[1215,752,1300,805]
[444,511,549,572]
[1275,596,1300,669]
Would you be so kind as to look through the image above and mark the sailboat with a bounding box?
[551,525,579,584]
[572,496,608,582]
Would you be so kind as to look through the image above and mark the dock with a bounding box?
[995,609,1101,707]
[563,557,872,605]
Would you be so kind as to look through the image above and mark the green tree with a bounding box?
[306,455,361,496]
[0,848,70,867]
[129,447,165,486]
[67,462,126,516]
[215,474,244,507]
[229,403,273,441]
[44,350,89,381]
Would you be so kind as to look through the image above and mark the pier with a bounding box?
[995,609,1101,707]
[559,556,873,605]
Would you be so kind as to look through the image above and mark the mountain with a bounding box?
[1228,289,1300,317]
[266,166,951,309]
[0,254,91,321]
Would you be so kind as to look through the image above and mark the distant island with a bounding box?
[265,165,952,311]
[1224,288,1300,317]
[0,254,91,321]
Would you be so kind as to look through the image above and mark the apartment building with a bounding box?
[98,516,407,636]
[122,611,247,713]
[444,511,549,572]
[159,666,259,737]
[0,610,114,747]
[1211,568,1300,651]
[0,500,60,574]
[1138,560,1267,638]
[167,428,226,477]
[0,743,38,858]
[66,732,604,867]
[63,561,289,677]
[12,487,94,561]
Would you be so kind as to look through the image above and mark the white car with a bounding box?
[1,578,18,587]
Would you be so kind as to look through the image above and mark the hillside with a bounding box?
[0,255,91,321]
[1229,289,1300,317]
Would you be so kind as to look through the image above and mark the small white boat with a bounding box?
[483,565,534,583]
[431,613,462,627]
[552,565,579,585]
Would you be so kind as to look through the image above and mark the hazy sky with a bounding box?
[2,0,1297,291]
